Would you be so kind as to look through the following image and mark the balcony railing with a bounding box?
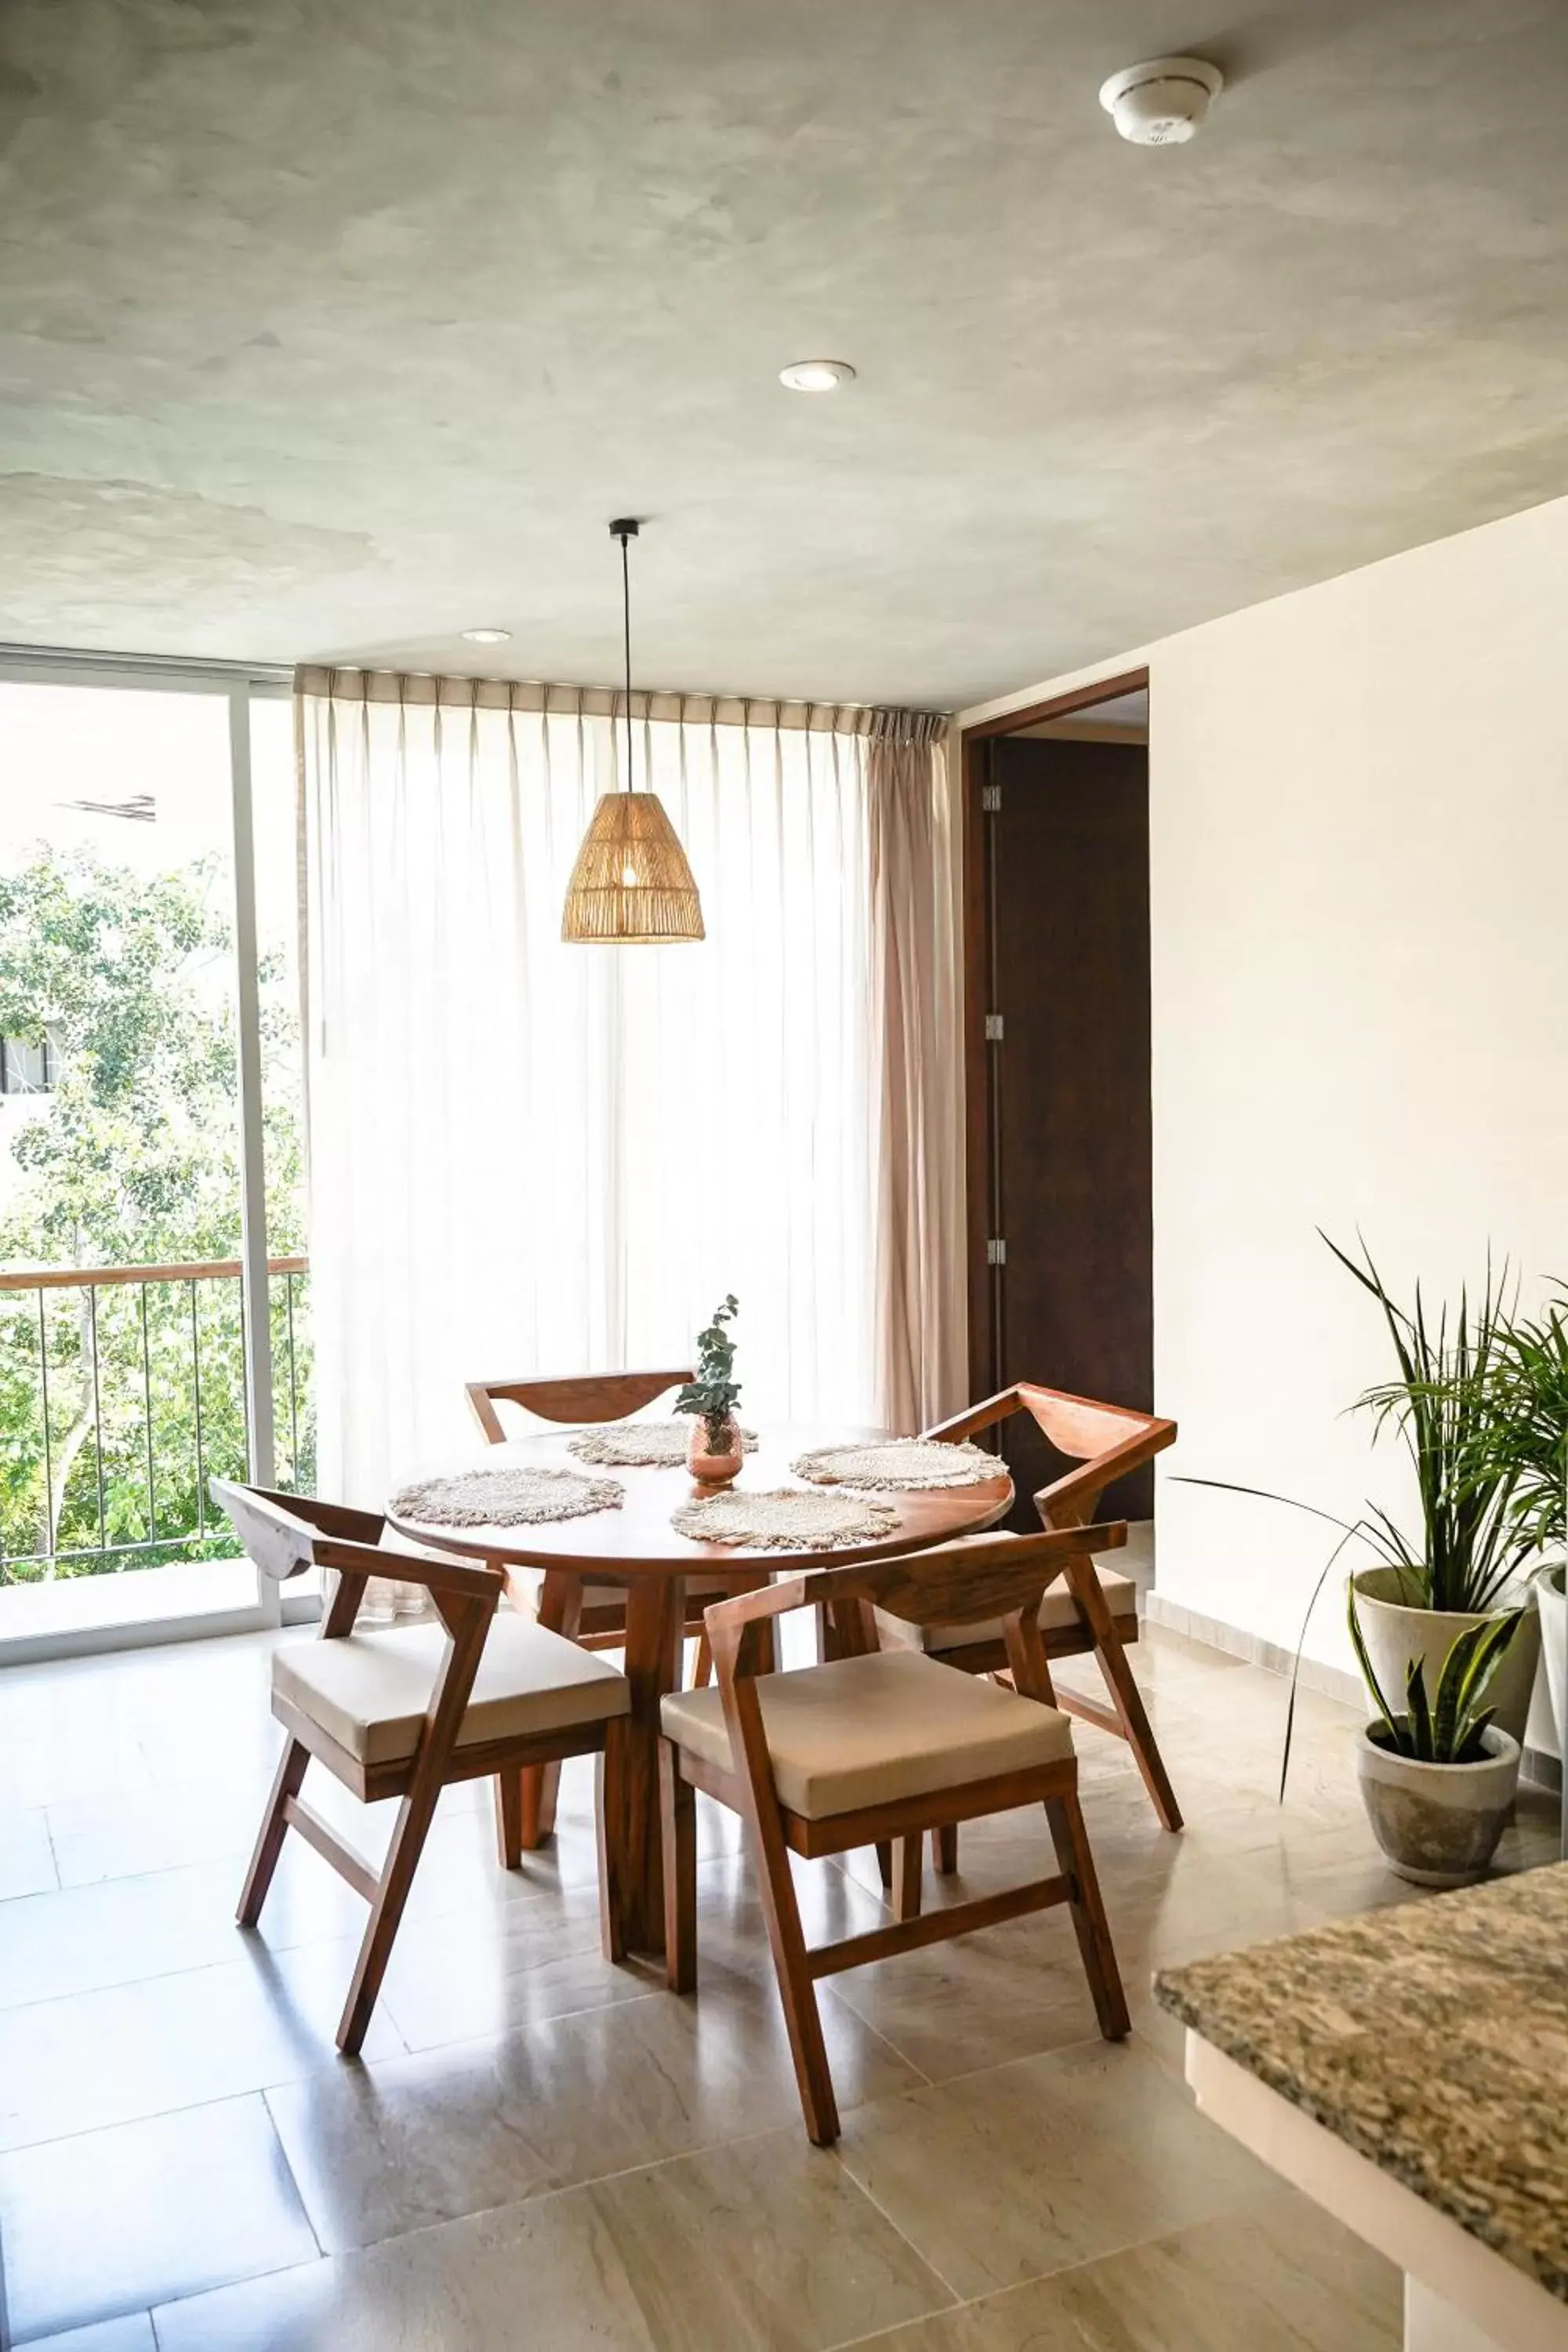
[0,1256,312,1584]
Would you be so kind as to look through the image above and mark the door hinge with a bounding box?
[981,782,1001,814]
[984,1011,1004,1043]
[986,1237,1007,1267]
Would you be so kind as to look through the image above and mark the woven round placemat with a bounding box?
[790,1436,1001,1492]
[567,1420,760,1468]
[391,1465,623,1528]
[669,1486,898,1552]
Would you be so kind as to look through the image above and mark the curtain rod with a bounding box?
[0,641,293,689]
[293,667,949,740]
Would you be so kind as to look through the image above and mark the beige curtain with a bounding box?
[299,671,969,1500]
[868,713,966,1432]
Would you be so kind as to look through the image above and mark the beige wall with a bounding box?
[959,495,1568,1676]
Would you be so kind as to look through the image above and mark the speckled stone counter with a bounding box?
[1156,1864,1568,2307]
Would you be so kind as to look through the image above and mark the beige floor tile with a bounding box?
[25,2318,158,2351]
[266,1972,921,2251]
[850,2180,1400,2350]
[574,2127,954,2348]
[0,1846,374,2013]
[373,1886,661,2053]
[0,1730,157,1813]
[0,1801,57,1900]
[42,1772,281,1887]
[0,1935,404,2153]
[154,2129,951,2352]
[834,2038,1270,2300]
[0,2092,317,2341]
[832,1904,1132,2085]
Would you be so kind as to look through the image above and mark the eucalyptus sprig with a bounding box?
[675,1294,742,1448]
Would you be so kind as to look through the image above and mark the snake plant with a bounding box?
[1350,1591,1523,1764]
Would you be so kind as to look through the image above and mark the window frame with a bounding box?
[0,645,318,1660]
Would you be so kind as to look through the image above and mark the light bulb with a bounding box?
[621,863,638,887]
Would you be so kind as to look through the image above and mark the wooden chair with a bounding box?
[659,1526,1131,2146]
[213,1479,632,2056]
[466,1367,768,1849]
[876,1384,1181,1854]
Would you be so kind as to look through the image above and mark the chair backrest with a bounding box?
[465,1368,695,1446]
[703,1523,1126,1712]
[797,1523,1124,1633]
[924,1383,1175,1523]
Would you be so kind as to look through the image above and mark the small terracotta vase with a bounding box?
[687,1414,742,1484]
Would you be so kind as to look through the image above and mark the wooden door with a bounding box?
[974,734,1154,1521]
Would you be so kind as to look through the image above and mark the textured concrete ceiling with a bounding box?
[2,0,1566,708]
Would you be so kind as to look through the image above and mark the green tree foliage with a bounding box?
[0,847,311,1581]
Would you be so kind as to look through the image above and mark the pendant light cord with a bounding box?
[619,526,633,793]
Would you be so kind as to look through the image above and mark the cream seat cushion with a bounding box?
[873,1536,1137,1654]
[659,1649,1073,1820]
[274,1616,630,1767]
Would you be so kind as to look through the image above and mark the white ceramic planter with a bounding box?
[1348,1566,1541,1746]
[1535,1562,1566,1755]
[1356,1723,1521,1886]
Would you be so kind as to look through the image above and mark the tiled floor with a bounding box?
[0,1609,1557,2348]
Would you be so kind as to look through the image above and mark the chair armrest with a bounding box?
[701,1576,808,1634]
[921,1388,1021,1444]
[223,1483,386,1546]
[315,1538,506,1604]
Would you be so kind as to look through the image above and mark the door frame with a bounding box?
[959,666,1151,1400]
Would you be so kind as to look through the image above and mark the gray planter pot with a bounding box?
[1349,1565,1541,1745]
[1356,1723,1521,1886]
[1535,1561,1566,1754]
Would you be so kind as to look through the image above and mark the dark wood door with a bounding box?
[980,735,1153,1521]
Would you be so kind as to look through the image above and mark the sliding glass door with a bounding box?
[0,659,312,1656]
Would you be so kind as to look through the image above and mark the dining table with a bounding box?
[387,1422,1014,1955]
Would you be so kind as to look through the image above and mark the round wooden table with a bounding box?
[388,1424,1013,1954]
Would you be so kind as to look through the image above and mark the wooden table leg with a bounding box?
[600,1573,683,1958]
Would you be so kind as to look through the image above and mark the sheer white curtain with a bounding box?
[298,675,957,1508]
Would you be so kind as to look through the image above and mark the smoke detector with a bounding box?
[1098,56,1223,146]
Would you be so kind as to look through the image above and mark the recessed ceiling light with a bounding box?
[461,625,511,644]
[779,359,856,393]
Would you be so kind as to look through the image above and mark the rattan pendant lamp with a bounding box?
[561,519,705,944]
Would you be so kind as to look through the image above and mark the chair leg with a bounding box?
[237,1737,309,1928]
[933,1822,959,1876]
[657,1739,697,1990]
[742,1800,840,2145]
[595,1718,635,1965]
[1063,1555,1182,1832]
[1046,1788,1131,2042]
[896,1833,924,1922]
[338,1778,444,2056]
[692,1632,713,1688]
[493,1767,523,1869]
[875,1840,894,1889]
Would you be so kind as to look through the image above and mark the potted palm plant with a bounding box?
[676,1295,745,1484]
[1352,1590,1524,1885]
[1184,1237,1542,1793]
[1481,1297,1568,1753]
[1335,1240,1541,1747]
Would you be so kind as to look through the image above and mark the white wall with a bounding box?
[960,495,1568,1675]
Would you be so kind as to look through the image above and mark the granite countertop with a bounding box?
[1156,1864,1568,2303]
